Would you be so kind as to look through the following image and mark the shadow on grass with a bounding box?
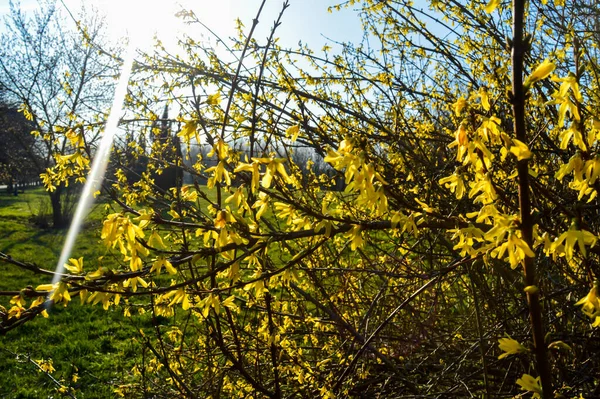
[0,227,62,255]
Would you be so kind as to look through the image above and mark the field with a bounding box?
[0,188,143,398]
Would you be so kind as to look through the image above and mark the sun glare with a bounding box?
[96,0,175,48]
[92,0,233,51]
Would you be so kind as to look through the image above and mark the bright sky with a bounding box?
[1,0,363,53]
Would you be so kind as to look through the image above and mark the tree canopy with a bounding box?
[2,0,600,398]
[0,0,119,226]
[0,99,40,186]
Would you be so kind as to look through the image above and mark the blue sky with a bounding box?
[1,0,364,52]
[226,0,364,49]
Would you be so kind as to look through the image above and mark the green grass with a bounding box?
[0,188,142,398]
[0,183,298,397]
[0,189,108,292]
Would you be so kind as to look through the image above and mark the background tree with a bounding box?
[0,98,41,192]
[3,1,600,398]
[0,0,118,227]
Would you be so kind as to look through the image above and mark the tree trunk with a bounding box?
[50,187,64,228]
[512,0,552,396]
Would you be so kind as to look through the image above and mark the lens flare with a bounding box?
[46,39,137,306]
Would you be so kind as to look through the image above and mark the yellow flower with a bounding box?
[36,358,56,374]
[455,123,469,146]
[525,59,555,88]
[516,374,542,397]
[484,0,500,13]
[524,285,539,294]
[509,139,532,161]
[148,231,166,249]
[453,97,469,116]
[575,284,600,319]
[550,227,597,260]
[286,125,300,141]
[439,173,466,199]
[497,337,528,359]
[177,121,198,142]
[478,87,491,111]
[64,257,84,274]
[206,92,221,105]
[215,210,227,229]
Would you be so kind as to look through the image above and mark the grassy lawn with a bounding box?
[0,188,143,398]
[0,183,301,397]
[0,189,117,296]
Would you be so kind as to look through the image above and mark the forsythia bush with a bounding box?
[3,1,600,398]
